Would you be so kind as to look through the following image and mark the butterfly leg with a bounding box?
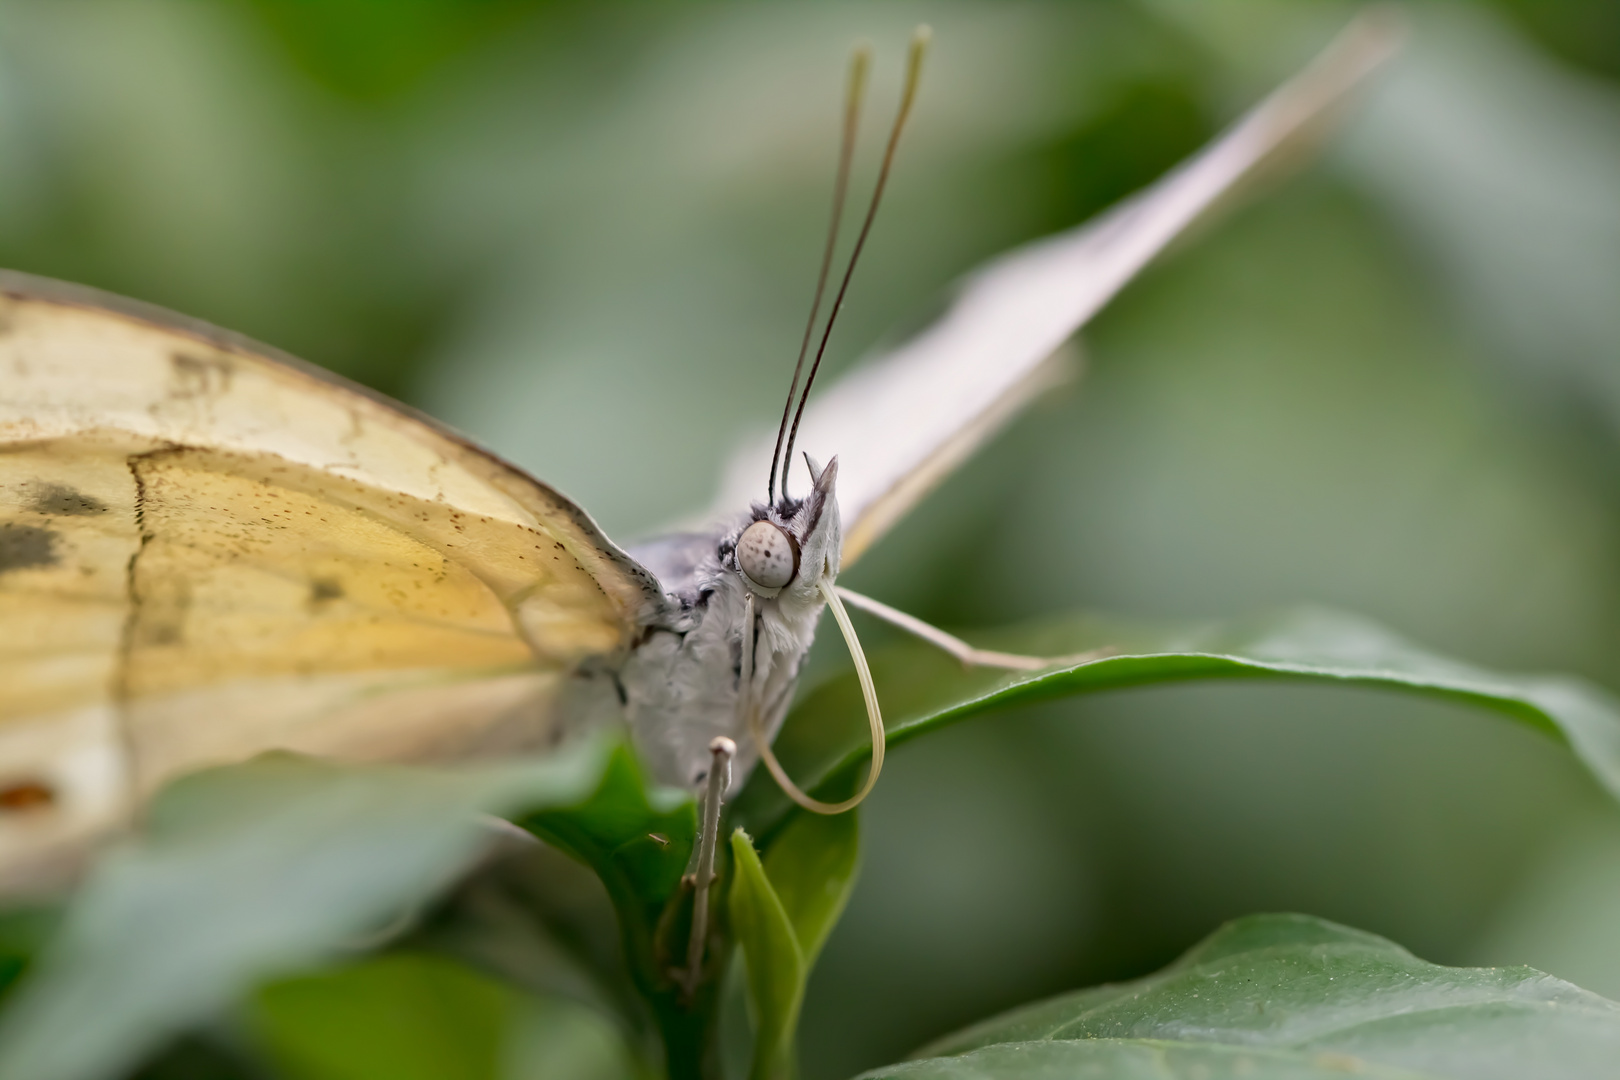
[679,735,734,999]
[834,586,1108,670]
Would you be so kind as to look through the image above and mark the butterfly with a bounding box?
[0,16,1395,900]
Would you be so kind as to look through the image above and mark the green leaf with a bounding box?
[0,908,58,1008]
[519,743,697,995]
[874,1040,1435,1079]
[734,607,1620,837]
[505,995,642,1080]
[760,810,859,971]
[728,829,804,1080]
[253,951,637,1080]
[0,738,622,1080]
[880,913,1620,1080]
[728,813,861,1080]
[516,746,704,1075]
[398,838,647,1050]
[254,952,513,1080]
[128,1034,262,1080]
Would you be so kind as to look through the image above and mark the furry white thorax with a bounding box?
[617,458,842,792]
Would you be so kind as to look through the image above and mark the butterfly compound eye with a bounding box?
[737,520,798,590]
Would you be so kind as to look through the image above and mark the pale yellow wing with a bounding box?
[706,14,1400,564]
[0,272,662,891]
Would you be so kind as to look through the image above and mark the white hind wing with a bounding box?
[708,13,1400,564]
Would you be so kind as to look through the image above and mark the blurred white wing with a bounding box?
[708,13,1401,564]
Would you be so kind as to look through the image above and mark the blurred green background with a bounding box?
[4,1,1620,1077]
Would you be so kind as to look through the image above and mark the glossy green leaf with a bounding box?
[727,813,861,1080]
[127,1035,262,1080]
[873,1040,1435,1079]
[254,951,637,1080]
[399,838,647,1050]
[729,829,804,1080]
[0,909,58,1009]
[734,608,1620,837]
[516,746,702,1075]
[254,952,512,1080]
[505,993,641,1080]
[760,810,859,971]
[519,744,697,989]
[0,738,624,1080]
[879,913,1620,1079]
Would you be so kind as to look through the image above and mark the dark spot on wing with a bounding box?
[133,576,190,646]
[168,352,233,399]
[0,523,57,574]
[141,619,183,647]
[29,483,108,516]
[310,577,345,604]
[0,779,55,812]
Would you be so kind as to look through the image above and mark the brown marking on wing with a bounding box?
[0,523,57,574]
[0,269,666,625]
[129,572,190,648]
[168,352,233,400]
[0,439,144,731]
[0,779,55,812]
[117,446,562,699]
[28,482,109,516]
[308,577,345,606]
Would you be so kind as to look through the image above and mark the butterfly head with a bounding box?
[728,454,840,604]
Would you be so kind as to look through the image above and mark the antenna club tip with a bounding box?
[709,736,737,758]
[849,41,873,91]
[906,25,932,85]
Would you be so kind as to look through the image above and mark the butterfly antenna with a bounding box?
[780,25,929,495]
[769,44,871,505]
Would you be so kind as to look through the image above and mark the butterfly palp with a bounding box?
[741,584,885,816]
